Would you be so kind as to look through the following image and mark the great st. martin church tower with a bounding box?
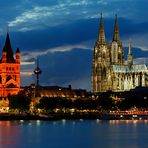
[0,33,20,97]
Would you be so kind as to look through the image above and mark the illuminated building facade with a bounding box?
[92,14,148,92]
[0,33,20,97]
[27,84,87,100]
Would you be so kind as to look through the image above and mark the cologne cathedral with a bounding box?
[0,33,20,97]
[92,14,148,92]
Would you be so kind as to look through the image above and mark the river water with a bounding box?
[0,120,148,148]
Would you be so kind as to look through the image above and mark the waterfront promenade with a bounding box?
[0,110,148,120]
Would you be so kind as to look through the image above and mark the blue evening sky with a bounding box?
[0,0,148,90]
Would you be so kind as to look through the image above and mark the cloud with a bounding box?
[9,0,144,32]
[8,18,99,51]
[21,43,91,62]
[20,48,92,90]
[21,71,33,76]
[134,58,148,65]
[8,6,53,28]
[20,43,92,87]
[9,16,148,54]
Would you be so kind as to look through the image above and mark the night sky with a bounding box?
[0,0,148,90]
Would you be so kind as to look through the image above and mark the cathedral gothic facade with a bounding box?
[92,14,148,92]
[0,33,20,97]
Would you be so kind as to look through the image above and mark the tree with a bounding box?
[97,91,115,110]
[9,92,31,112]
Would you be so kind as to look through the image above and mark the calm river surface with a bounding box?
[0,120,148,148]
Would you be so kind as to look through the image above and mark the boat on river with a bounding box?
[102,110,148,120]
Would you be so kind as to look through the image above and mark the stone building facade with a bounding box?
[0,33,20,97]
[92,14,148,92]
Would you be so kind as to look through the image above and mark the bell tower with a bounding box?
[0,33,20,97]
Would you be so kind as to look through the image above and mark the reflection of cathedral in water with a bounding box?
[92,14,148,92]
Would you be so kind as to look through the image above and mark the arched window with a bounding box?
[6,75,12,82]
[118,53,122,62]
[102,67,106,79]
[102,52,106,59]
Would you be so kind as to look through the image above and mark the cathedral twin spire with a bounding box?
[98,13,121,45]
[113,14,120,43]
[97,13,133,65]
[98,13,106,45]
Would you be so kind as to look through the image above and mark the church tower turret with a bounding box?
[127,41,133,66]
[16,48,20,63]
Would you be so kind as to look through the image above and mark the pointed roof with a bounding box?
[128,40,132,55]
[112,14,121,43]
[98,13,106,45]
[128,40,133,65]
[16,48,20,53]
[3,33,15,63]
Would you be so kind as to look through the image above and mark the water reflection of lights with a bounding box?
[28,123,32,126]
[36,120,41,126]
[0,121,20,145]
[109,120,148,125]
[53,121,57,125]
[96,119,100,123]
[20,120,24,123]
[0,121,11,127]
[80,119,83,122]
[62,119,66,125]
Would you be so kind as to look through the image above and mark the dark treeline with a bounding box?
[9,92,31,113]
[36,97,98,110]
[8,87,148,113]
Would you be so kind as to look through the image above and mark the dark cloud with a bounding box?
[37,48,92,90]
[2,17,148,53]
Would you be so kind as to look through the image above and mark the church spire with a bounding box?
[2,33,15,63]
[127,40,133,66]
[113,14,120,43]
[98,13,106,45]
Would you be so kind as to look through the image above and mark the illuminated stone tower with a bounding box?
[110,15,124,64]
[92,14,110,92]
[0,33,20,97]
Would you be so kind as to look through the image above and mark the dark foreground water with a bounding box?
[0,120,148,148]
